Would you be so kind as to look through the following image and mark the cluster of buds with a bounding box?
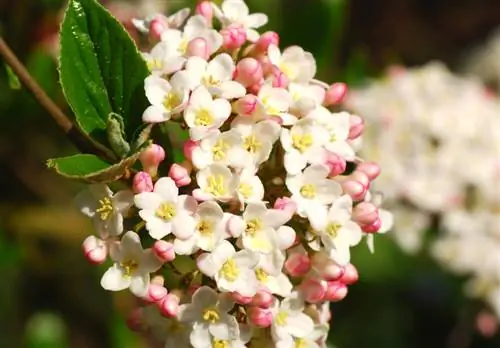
[76,1,392,347]
[347,62,500,321]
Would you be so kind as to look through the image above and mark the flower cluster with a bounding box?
[76,1,392,346]
[346,62,500,319]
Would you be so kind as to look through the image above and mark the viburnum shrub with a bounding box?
[1,0,392,347]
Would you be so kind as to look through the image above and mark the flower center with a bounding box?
[197,219,214,235]
[243,134,262,153]
[295,338,308,348]
[202,307,220,323]
[220,258,240,281]
[147,58,163,71]
[120,260,139,277]
[155,202,177,221]
[275,311,288,326]
[262,96,280,115]
[255,267,268,282]
[96,197,113,220]
[178,38,188,55]
[330,133,337,142]
[279,62,294,80]
[195,109,215,127]
[238,183,253,199]
[300,184,317,199]
[203,74,221,87]
[245,218,263,235]
[163,92,181,112]
[326,222,342,238]
[212,339,229,348]
[212,139,229,161]
[206,175,226,196]
[292,133,313,153]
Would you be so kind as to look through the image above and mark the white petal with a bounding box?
[172,213,196,239]
[246,13,268,28]
[143,105,168,123]
[100,265,130,291]
[174,237,198,255]
[286,313,314,338]
[120,231,143,257]
[304,164,329,181]
[145,75,171,105]
[112,190,134,213]
[207,53,235,82]
[130,274,150,297]
[219,81,246,99]
[154,177,179,200]
[276,226,296,250]
[222,0,249,19]
[134,192,163,210]
[284,152,307,175]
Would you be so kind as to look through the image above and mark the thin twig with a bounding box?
[0,36,116,162]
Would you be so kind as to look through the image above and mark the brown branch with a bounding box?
[0,36,117,162]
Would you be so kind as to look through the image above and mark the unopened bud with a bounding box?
[82,236,107,264]
[221,25,247,50]
[143,284,168,304]
[168,163,191,187]
[247,307,273,328]
[133,171,153,193]
[324,281,348,302]
[342,180,366,201]
[153,240,176,263]
[348,114,364,140]
[256,31,279,52]
[233,94,259,116]
[353,201,379,226]
[183,139,199,161]
[284,253,311,277]
[126,308,144,332]
[195,1,213,23]
[324,82,347,106]
[325,152,347,177]
[271,66,288,88]
[362,217,382,234]
[235,58,263,87]
[356,161,381,181]
[301,278,326,304]
[149,15,168,40]
[158,293,180,317]
[251,289,274,309]
[139,144,165,177]
[186,38,210,59]
[311,252,345,281]
[231,291,253,305]
[339,263,359,285]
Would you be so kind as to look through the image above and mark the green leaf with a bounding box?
[59,0,150,144]
[107,112,130,158]
[47,151,146,183]
[4,64,20,90]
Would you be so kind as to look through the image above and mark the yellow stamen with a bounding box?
[212,339,229,348]
[147,58,163,71]
[292,133,313,153]
[279,62,294,80]
[163,92,181,112]
[178,39,188,55]
[202,307,220,323]
[195,109,215,127]
[96,197,113,221]
[212,139,229,161]
[275,311,288,326]
[206,175,226,196]
[326,223,342,238]
[155,202,177,221]
[238,183,253,199]
[255,268,268,282]
[262,96,280,115]
[243,134,262,153]
[245,218,263,235]
[220,258,240,281]
[197,220,214,235]
[300,184,317,199]
[295,338,308,348]
[120,260,139,277]
[203,74,221,87]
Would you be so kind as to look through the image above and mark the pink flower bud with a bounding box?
[348,114,364,140]
[362,217,382,233]
[235,58,263,87]
[353,201,379,226]
[311,253,345,281]
[149,15,168,41]
[301,278,326,304]
[271,66,288,88]
[139,144,165,177]
[153,240,176,263]
[247,307,273,328]
[126,308,144,332]
[186,37,210,59]
[82,236,107,265]
[350,171,370,189]
[339,264,359,285]
[234,94,259,116]
[133,171,153,193]
[324,152,347,177]
[324,281,348,302]
[248,80,264,95]
[183,139,199,161]
[231,291,253,305]
[356,161,381,181]
[251,289,274,309]
[284,253,311,277]
[342,180,366,201]
[168,163,191,187]
[476,311,498,338]
[195,1,213,23]
[143,284,168,304]
[221,25,247,50]
[158,293,180,317]
[256,31,279,52]
[324,82,347,106]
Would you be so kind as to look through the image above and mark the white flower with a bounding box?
[286,164,342,221]
[270,293,314,343]
[288,83,325,117]
[276,325,328,348]
[194,164,239,202]
[191,129,246,169]
[75,184,133,238]
[184,86,232,141]
[307,108,355,160]
[280,117,330,175]
[142,306,191,348]
[234,167,265,208]
[134,177,197,240]
[161,15,222,57]
[185,54,246,99]
[132,8,191,34]
[197,240,259,297]
[250,85,294,125]
[229,202,290,254]
[143,41,186,76]
[100,231,162,297]
[213,0,268,42]
[255,260,293,297]
[174,201,228,254]
[191,323,252,348]
[231,119,281,169]
[142,73,191,123]
[268,44,316,83]
[308,195,363,265]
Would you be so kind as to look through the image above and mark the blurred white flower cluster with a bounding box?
[75,1,393,347]
[347,62,500,318]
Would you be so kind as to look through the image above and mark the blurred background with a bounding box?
[2,0,500,347]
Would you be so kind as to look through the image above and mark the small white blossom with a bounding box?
[142,306,191,348]
[184,86,232,141]
[288,83,325,117]
[191,129,246,169]
[75,184,133,238]
[255,257,293,297]
[143,41,186,76]
[194,164,239,202]
[197,240,259,297]
[134,177,197,240]
[270,293,315,343]
[268,44,316,83]
[234,167,265,208]
[100,231,162,297]
[276,324,328,348]
[250,85,294,124]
